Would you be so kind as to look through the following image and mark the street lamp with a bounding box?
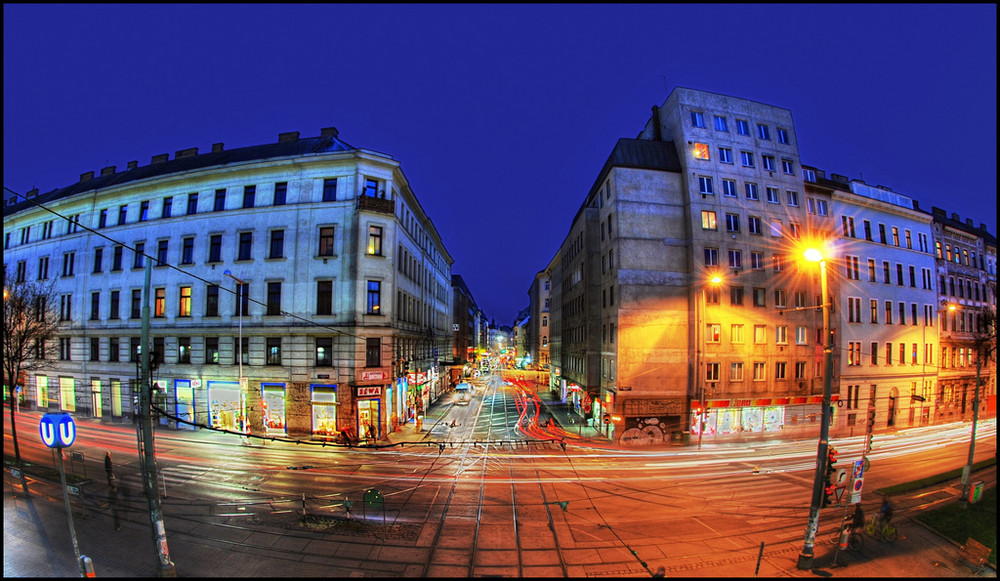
[797,246,835,570]
[697,274,723,450]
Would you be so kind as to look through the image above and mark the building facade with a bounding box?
[4,128,454,442]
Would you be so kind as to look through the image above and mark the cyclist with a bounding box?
[879,498,893,527]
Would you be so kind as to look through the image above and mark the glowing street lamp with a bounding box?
[797,246,835,570]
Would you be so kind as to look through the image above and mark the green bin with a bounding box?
[969,481,984,503]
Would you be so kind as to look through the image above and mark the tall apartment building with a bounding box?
[820,172,940,435]
[545,87,837,445]
[4,128,454,441]
[929,207,998,421]
[526,268,552,368]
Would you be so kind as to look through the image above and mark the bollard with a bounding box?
[839,527,850,551]
[80,555,96,577]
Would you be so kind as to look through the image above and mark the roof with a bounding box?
[6,131,358,216]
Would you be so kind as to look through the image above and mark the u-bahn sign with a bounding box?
[39,412,76,448]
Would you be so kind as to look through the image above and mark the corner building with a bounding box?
[547,87,836,445]
[4,128,454,442]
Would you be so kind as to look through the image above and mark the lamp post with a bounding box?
[223,270,246,437]
[797,247,834,570]
[697,274,723,450]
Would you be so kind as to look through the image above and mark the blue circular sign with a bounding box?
[39,412,76,448]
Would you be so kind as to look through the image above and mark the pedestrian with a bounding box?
[104,451,114,485]
[851,502,865,532]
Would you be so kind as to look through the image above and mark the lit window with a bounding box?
[367,225,383,255]
[179,286,192,317]
[701,210,717,230]
[693,143,710,160]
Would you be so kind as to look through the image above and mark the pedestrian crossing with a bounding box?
[110,463,248,492]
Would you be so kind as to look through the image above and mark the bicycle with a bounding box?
[865,514,898,542]
[829,516,865,550]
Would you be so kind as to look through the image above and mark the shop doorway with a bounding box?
[358,398,381,441]
[175,380,196,430]
[262,384,286,435]
[91,379,103,418]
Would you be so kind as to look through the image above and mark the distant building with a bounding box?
[527,268,552,368]
[4,128,455,441]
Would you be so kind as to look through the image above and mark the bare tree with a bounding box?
[3,263,62,463]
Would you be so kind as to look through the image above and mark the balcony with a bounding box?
[357,195,394,215]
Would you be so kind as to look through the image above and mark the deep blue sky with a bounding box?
[4,4,996,325]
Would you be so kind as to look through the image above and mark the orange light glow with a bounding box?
[693,143,710,160]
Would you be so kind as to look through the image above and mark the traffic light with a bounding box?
[823,446,838,507]
[867,408,877,429]
[864,433,874,455]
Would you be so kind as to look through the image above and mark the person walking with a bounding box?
[104,451,114,485]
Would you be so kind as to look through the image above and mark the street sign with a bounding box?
[849,459,865,504]
[39,413,76,448]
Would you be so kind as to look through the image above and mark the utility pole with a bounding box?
[136,260,176,576]
[959,345,983,507]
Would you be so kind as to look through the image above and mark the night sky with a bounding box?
[4,4,996,324]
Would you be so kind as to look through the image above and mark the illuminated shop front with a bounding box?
[208,381,244,432]
[311,384,338,437]
[261,383,286,435]
[691,395,840,437]
[356,385,382,440]
[174,379,196,430]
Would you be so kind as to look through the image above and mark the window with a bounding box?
[693,143,710,160]
[310,227,333,258]
[242,185,256,209]
[691,111,705,127]
[753,362,766,381]
[273,182,287,206]
[698,176,713,194]
[701,210,717,230]
[730,286,744,305]
[235,337,249,365]
[867,259,876,282]
[706,323,721,343]
[751,251,764,270]
[794,291,806,308]
[37,256,49,280]
[322,178,337,202]
[754,325,766,344]
[214,189,226,212]
[722,179,737,197]
[908,265,916,288]
[728,249,742,269]
[896,263,904,286]
[162,196,173,218]
[770,220,782,237]
[238,232,253,261]
[731,324,744,343]
[777,127,789,144]
[706,362,720,382]
[899,342,906,365]
[885,300,893,324]
[317,281,333,315]
[892,226,900,247]
[757,124,770,140]
[59,337,71,361]
[132,243,144,269]
[206,284,219,316]
[870,299,878,323]
[182,236,194,265]
[714,115,728,131]
[269,229,284,259]
[766,186,780,204]
[748,216,762,235]
[911,303,918,326]
[156,240,168,266]
[730,362,744,381]
[209,234,222,263]
[366,280,381,314]
[795,361,807,379]
[753,288,766,307]
[266,338,281,365]
[848,297,861,323]
[108,337,119,362]
[704,247,719,266]
[154,287,166,317]
[206,337,219,364]
[745,182,759,200]
[187,193,199,215]
[882,261,891,284]
[718,147,732,163]
[796,326,807,345]
[92,248,103,274]
[178,338,191,364]
[89,291,100,321]
[99,209,108,228]
[726,213,740,232]
[845,255,860,280]
[62,252,76,277]
[139,201,150,222]
[774,361,787,380]
[878,223,887,244]
[118,204,128,225]
[179,286,192,317]
[367,226,383,255]
[762,155,775,171]
[774,289,786,308]
[782,159,794,175]
[786,190,799,207]
[109,291,120,320]
[315,338,333,366]
[265,282,281,316]
[736,119,749,135]
[740,151,754,167]
[365,337,381,367]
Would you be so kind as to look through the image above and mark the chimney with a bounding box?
[651,105,662,141]
[912,200,920,210]
[278,131,300,143]
[951,213,961,221]
[151,153,169,164]
[80,171,94,183]
[212,142,224,153]
[981,223,989,232]
[932,207,946,217]
[175,147,198,159]
[26,188,39,198]
[126,160,138,170]
[320,127,339,138]
[101,166,116,176]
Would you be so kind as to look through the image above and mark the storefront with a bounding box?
[208,380,243,432]
[356,385,382,440]
[692,395,839,438]
[261,383,286,435]
[174,379,196,429]
[311,384,338,437]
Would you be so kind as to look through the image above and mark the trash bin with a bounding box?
[969,481,985,503]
